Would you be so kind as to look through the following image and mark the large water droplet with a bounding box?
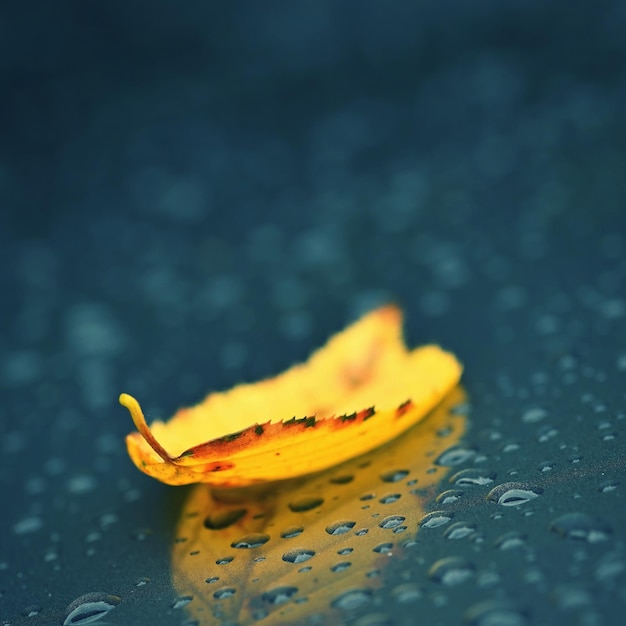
[436,489,464,505]
[550,512,612,543]
[230,533,270,548]
[282,548,315,563]
[204,508,247,530]
[325,520,356,535]
[486,483,543,506]
[261,586,298,605]
[62,592,121,625]
[428,557,475,585]
[288,497,324,512]
[331,588,373,610]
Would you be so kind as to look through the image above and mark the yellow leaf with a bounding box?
[120,305,462,487]
[171,386,468,625]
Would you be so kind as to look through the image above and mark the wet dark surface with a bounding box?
[1,1,625,624]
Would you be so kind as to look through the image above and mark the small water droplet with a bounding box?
[435,446,476,466]
[378,515,406,529]
[230,533,270,548]
[379,493,401,504]
[261,585,298,605]
[331,561,352,573]
[216,556,234,565]
[598,480,619,493]
[444,522,476,540]
[360,493,376,501]
[420,511,454,528]
[373,543,393,553]
[288,497,324,512]
[134,577,150,586]
[213,587,236,600]
[538,461,555,472]
[325,520,356,535]
[282,548,315,563]
[338,547,353,555]
[450,468,496,486]
[330,474,354,484]
[391,583,422,603]
[537,425,558,442]
[487,483,543,506]
[331,588,373,610]
[521,407,548,423]
[550,512,612,543]
[428,557,475,585]
[551,583,592,610]
[495,531,527,550]
[204,508,247,530]
[436,489,464,505]
[380,469,409,483]
[205,576,219,583]
[62,592,121,625]
[21,605,41,618]
[281,526,304,539]
[465,600,527,625]
[172,595,193,609]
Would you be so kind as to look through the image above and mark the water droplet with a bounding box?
[420,511,454,528]
[330,474,354,484]
[280,526,304,539]
[598,480,619,493]
[373,543,393,553]
[331,561,352,573]
[379,493,401,504]
[216,556,234,565]
[360,493,376,501]
[551,584,592,609]
[21,605,41,618]
[380,469,409,483]
[213,587,236,599]
[550,512,612,543]
[205,576,219,583]
[171,595,193,609]
[62,592,121,625]
[428,557,475,585]
[495,531,527,550]
[204,508,247,530]
[261,585,298,605]
[391,583,422,603]
[378,515,406,529]
[331,588,373,610]
[536,425,558,442]
[444,522,476,540]
[338,547,353,555]
[13,516,43,535]
[230,533,270,548]
[450,468,496,486]
[595,552,625,581]
[436,489,464,505]
[487,483,543,506]
[465,600,527,625]
[538,461,555,472]
[521,407,548,423]
[134,577,150,586]
[325,520,356,535]
[282,548,315,563]
[435,446,476,466]
[288,497,324,512]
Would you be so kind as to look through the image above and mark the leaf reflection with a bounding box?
[171,386,468,624]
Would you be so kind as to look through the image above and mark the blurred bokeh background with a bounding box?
[1,1,625,624]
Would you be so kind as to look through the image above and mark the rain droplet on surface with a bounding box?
[213,587,236,600]
[486,483,543,506]
[435,446,476,466]
[280,526,304,539]
[428,557,475,586]
[62,592,121,625]
[378,515,406,529]
[551,583,592,610]
[436,489,464,505]
[444,522,477,540]
[379,493,401,504]
[380,469,409,483]
[204,508,247,530]
[419,511,454,528]
[391,583,422,603]
[21,605,41,618]
[216,556,234,565]
[261,585,298,605]
[373,543,393,553]
[171,595,193,609]
[521,407,548,423]
[282,548,315,564]
[550,512,612,543]
[495,531,527,550]
[331,588,373,611]
[325,520,356,535]
[230,533,270,548]
[465,600,527,626]
[331,561,352,573]
[288,497,324,512]
[450,468,496,486]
